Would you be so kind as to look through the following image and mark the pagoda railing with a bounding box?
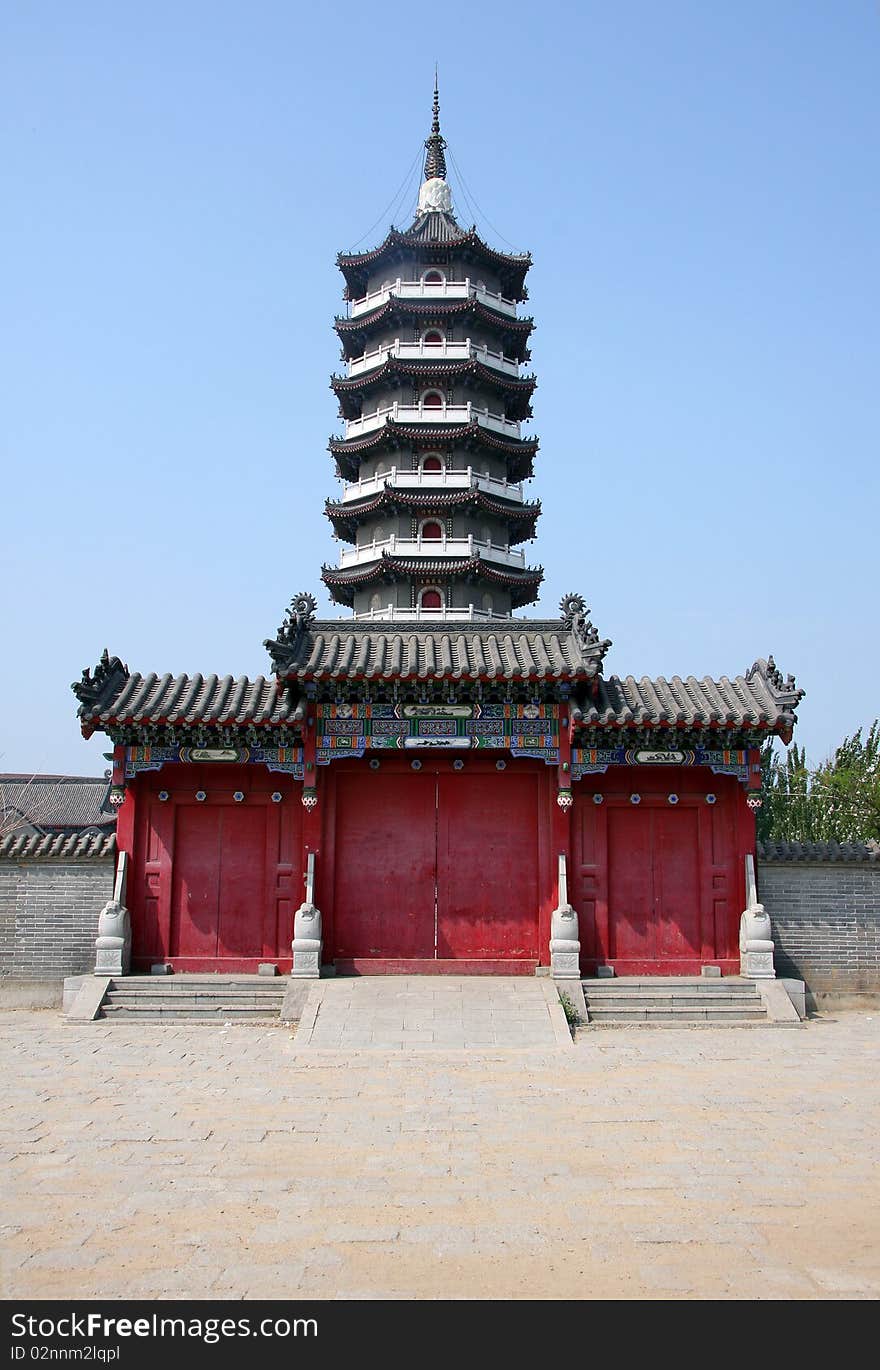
[338,534,526,570]
[346,339,521,378]
[343,402,521,441]
[352,605,516,623]
[348,278,518,319]
[339,466,525,504]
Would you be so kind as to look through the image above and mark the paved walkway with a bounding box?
[2,1010,879,1300]
[296,975,567,1049]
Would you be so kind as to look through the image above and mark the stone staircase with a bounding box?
[581,977,771,1026]
[98,975,287,1023]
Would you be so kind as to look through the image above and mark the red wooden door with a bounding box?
[607,805,702,963]
[436,770,539,959]
[332,769,436,958]
[169,805,268,960]
[331,762,541,964]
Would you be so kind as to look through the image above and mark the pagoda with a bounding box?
[323,81,542,621]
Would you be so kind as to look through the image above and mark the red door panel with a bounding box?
[437,771,538,959]
[606,807,654,961]
[654,807,701,959]
[217,807,267,958]
[170,805,222,959]
[332,770,435,959]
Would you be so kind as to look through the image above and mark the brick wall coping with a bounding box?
[0,832,116,861]
[757,840,879,864]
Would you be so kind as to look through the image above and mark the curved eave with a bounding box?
[324,489,541,545]
[337,224,531,300]
[75,673,303,740]
[335,298,534,358]
[331,359,536,415]
[328,419,539,457]
[321,555,543,608]
[572,672,804,737]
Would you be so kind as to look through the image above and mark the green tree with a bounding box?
[757,720,880,844]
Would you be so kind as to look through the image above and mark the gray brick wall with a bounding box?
[758,860,880,992]
[0,858,114,981]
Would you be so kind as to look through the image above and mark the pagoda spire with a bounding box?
[423,71,447,182]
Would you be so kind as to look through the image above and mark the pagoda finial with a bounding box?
[423,69,447,182]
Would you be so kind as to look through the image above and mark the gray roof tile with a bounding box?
[757,840,879,863]
[0,830,116,861]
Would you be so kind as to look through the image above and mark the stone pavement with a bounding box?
[2,1009,879,1300]
[296,975,567,1049]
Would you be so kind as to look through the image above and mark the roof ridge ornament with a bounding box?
[71,649,130,709]
[745,655,805,705]
[558,593,612,679]
[265,592,318,676]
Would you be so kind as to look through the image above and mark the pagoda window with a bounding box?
[420,588,443,611]
[420,520,443,542]
[422,269,445,285]
[422,329,444,346]
[421,391,444,410]
[420,454,444,473]
[369,593,382,614]
[482,593,494,615]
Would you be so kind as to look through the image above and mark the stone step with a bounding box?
[586,1004,767,1022]
[106,986,285,999]
[582,993,760,1009]
[101,1002,283,1021]
[582,979,757,994]
[104,997,283,1012]
[582,985,758,998]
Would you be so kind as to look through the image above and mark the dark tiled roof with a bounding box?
[334,298,534,359]
[0,775,114,832]
[325,488,541,544]
[332,358,536,401]
[329,420,539,485]
[574,659,803,733]
[74,671,303,738]
[757,840,880,863]
[320,556,544,608]
[337,225,530,300]
[0,830,116,861]
[266,620,609,683]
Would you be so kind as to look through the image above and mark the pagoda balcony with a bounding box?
[346,339,521,378]
[348,277,518,319]
[343,401,521,441]
[337,534,526,570]
[352,605,516,623]
[339,466,525,504]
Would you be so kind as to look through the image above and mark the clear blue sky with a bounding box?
[2,0,878,776]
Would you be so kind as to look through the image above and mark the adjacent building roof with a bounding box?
[0,775,115,835]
